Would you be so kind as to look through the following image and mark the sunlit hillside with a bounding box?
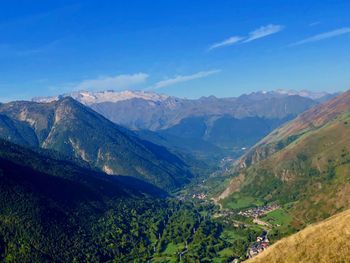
[220,91,350,227]
[247,209,350,263]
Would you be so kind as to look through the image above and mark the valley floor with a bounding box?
[175,178,297,262]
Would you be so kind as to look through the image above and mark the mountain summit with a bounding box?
[274,89,334,101]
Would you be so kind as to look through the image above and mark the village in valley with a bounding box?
[238,204,280,223]
[214,203,280,223]
[176,163,287,261]
[216,204,283,259]
[186,188,283,260]
[247,231,270,259]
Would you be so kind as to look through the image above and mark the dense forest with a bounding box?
[0,195,252,262]
[0,139,256,262]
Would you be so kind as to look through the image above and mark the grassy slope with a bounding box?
[241,112,350,226]
[247,209,350,263]
[236,90,350,169]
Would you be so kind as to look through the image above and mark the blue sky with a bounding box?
[1,0,350,101]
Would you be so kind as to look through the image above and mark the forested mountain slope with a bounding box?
[0,98,193,190]
[0,139,237,262]
[0,138,165,262]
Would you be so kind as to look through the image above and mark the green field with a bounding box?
[163,242,184,255]
[220,229,245,242]
[151,256,177,263]
[211,248,236,263]
[222,194,263,210]
[261,208,292,227]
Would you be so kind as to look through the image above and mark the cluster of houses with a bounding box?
[238,203,280,218]
[247,231,270,258]
[220,156,235,165]
[214,209,236,218]
[192,193,207,200]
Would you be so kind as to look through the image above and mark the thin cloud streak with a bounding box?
[0,39,62,57]
[150,70,221,90]
[290,27,350,46]
[209,36,244,50]
[309,21,321,27]
[0,4,80,30]
[74,73,149,91]
[243,24,284,43]
[209,24,284,50]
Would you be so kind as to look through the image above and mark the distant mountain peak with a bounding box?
[58,95,78,104]
[274,89,332,100]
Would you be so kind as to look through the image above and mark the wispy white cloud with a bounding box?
[150,70,221,90]
[309,21,321,27]
[0,39,61,57]
[243,24,284,43]
[0,97,13,103]
[74,73,149,91]
[209,36,244,50]
[0,4,80,30]
[209,24,284,50]
[290,27,350,46]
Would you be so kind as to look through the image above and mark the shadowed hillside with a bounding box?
[0,139,167,262]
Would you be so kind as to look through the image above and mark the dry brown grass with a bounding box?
[266,90,350,143]
[247,209,350,263]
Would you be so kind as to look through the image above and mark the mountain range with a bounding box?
[33,89,325,161]
[33,89,329,130]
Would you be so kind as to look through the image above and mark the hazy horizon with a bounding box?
[0,87,341,103]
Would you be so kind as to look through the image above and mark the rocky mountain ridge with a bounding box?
[31,89,322,162]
